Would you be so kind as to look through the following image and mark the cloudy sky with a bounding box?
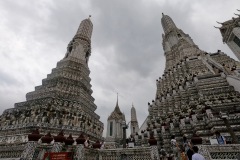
[0,0,239,136]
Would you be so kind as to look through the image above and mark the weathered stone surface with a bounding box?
[0,17,104,158]
[148,13,240,153]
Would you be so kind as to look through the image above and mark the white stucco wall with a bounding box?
[227,27,240,60]
[226,75,240,93]
[138,117,148,134]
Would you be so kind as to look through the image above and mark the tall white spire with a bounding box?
[64,16,93,64]
[76,16,93,43]
[130,103,139,135]
[161,13,201,71]
[131,103,137,122]
[161,13,177,34]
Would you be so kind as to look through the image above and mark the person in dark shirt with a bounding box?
[183,135,194,160]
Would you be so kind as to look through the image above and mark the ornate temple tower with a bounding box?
[0,16,104,145]
[130,104,139,135]
[147,13,240,152]
[105,96,125,148]
[218,10,240,60]
[161,13,201,71]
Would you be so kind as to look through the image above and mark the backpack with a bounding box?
[217,135,224,144]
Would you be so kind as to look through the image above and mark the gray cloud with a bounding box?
[0,0,239,136]
[0,70,20,86]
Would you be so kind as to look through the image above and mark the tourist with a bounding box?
[126,138,129,148]
[192,146,205,160]
[128,135,135,148]
[215,131,226,145]
[84,136,90,147]
[171,135,179,160]
[160,147,167,157]
[100,141,105,149]
[183,135,194,160]
[179,146,188,160]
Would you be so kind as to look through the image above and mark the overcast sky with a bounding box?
[0,0,239,136]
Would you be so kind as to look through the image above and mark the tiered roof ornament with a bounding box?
[105,94,125,148]
[216,9,240,60]
[108,94,125,121]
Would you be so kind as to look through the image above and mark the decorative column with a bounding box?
[122,121,128,148]
[74,145,85,160]
[21,129,42,160]
[52,130,65,152]
[39,132,54,160]
[20,141,38,160]
[65,134,75,152]
[149,131,160,160]
[51,142,63,152]
[74,134,86,160]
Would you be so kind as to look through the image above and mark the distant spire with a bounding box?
[116,93,119,106]
[114,93,121,113]
[130,103,139,135]
[131,104,137,122]
[107,93,124,120]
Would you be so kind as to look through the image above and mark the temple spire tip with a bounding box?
[116,93,119,106]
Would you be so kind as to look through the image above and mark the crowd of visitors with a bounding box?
[83,131,226,160]
[170,134,205,160]
[170,131,226,160]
